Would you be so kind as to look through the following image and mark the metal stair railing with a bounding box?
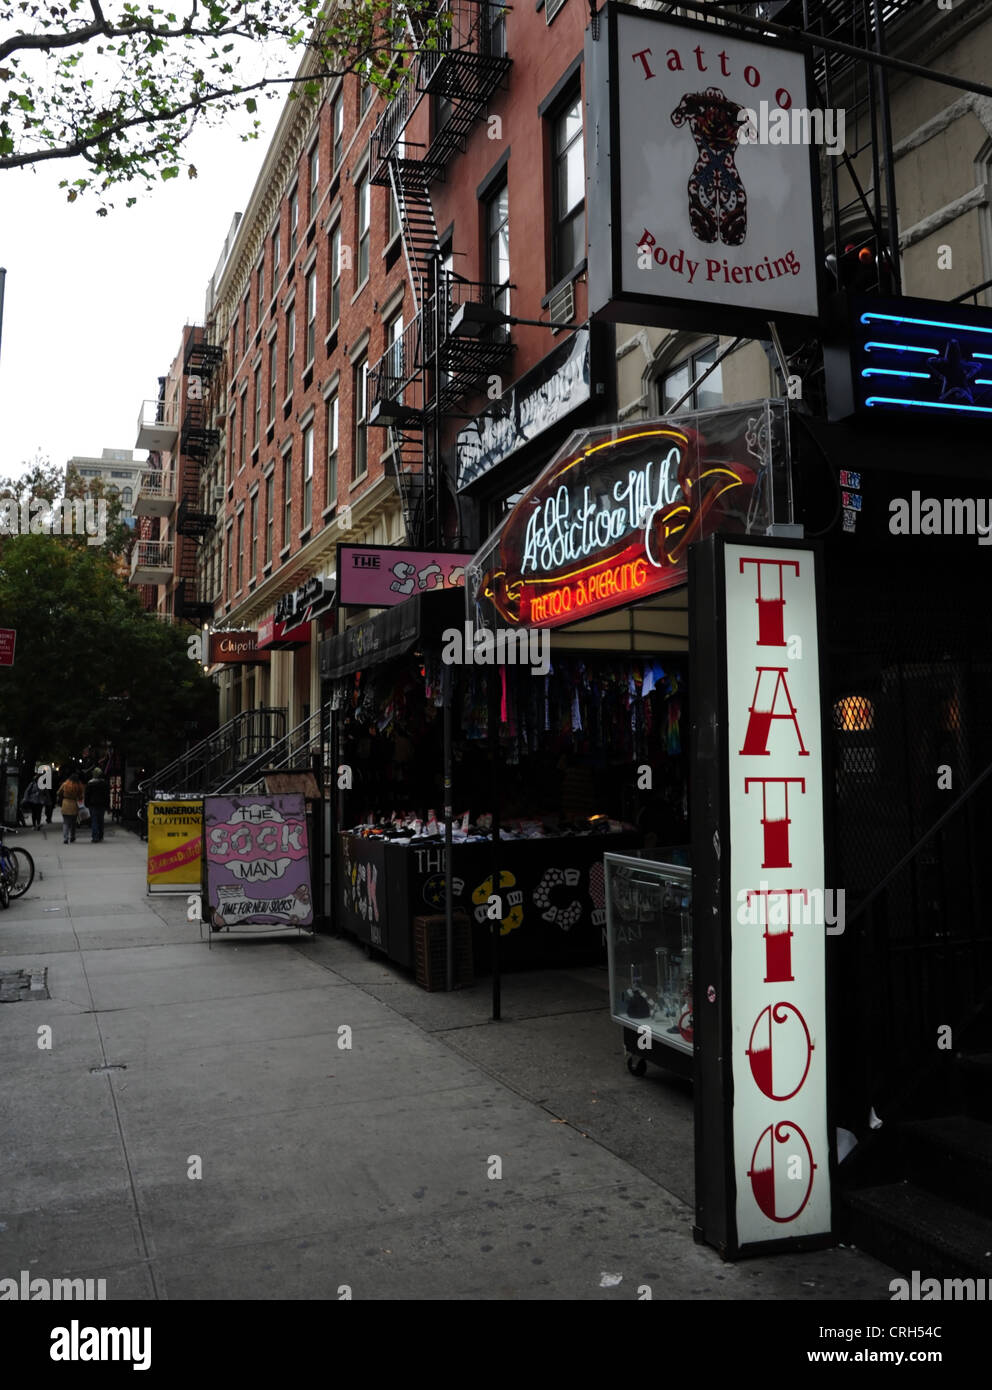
[140,707,288,798]
[212,709,327,796]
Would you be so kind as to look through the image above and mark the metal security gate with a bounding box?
[824,554,992,1133]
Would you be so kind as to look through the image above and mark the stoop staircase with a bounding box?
[841,1027,992,1280]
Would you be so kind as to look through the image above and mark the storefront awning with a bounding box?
[319,588,464,679]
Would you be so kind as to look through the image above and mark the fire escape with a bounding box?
[367,0,512,546]
[174,329,223,624]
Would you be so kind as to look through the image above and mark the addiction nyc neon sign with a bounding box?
[484,425,759,629]
[522,442,683,573]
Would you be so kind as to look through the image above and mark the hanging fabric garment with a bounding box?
[666,696,682,755]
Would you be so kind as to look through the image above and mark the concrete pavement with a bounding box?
[0,815,898,1300]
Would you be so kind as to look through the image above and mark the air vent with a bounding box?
[546,0,568,24]
[548,280,575,328]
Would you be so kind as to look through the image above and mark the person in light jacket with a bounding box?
[56,771,85,845]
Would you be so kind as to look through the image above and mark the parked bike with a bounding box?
[0,825,35,908]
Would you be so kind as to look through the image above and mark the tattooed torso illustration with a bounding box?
[671,87,748,246]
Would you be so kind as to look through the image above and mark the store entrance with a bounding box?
[327,591,694,972]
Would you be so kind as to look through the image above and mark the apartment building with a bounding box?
[200,29,416,736]
[65,448,143,518]
[132,325,222,623]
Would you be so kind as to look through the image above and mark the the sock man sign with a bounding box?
[691,535,831,1257]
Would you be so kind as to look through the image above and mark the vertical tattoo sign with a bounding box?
[724,541,829,1245]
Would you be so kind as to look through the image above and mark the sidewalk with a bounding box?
[0,816,897,1300]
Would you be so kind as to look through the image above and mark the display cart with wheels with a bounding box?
[604,853,693,1081]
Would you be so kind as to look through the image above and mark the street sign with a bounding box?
[0,629,15,666]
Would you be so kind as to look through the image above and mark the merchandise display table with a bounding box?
[338,830,641,970]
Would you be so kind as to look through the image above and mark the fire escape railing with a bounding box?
[365,3,512,547]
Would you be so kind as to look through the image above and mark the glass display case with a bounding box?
[605,853,693,1068]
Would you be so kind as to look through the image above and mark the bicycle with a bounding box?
[0,825,35,907]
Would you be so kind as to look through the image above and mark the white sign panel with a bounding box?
[724,543,829,1244]
[590,9,820,324]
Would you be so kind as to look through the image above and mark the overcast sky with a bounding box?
[0,73,285,483]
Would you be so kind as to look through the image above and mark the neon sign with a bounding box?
[480,422,761,630]
[843,294,992,420]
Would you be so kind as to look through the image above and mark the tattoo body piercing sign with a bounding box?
[586,6,821,333]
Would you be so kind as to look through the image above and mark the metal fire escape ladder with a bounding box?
[388,157,441,314]
[367,2,513,546]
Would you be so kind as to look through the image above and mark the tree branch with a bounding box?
[0,42,406,172]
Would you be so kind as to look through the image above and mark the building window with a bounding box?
[289,185,299,259]
[486,179,510,321]
[226,525,233,598]
[265,472,274,565]
[552,92,584,282]
[326,392,338,508]
[305,268,317,367]
[387,186,400,244]
[329,223,342,328]
[308,142,320,222]
[239,389,248,469]
[331,92,344,173]
[385,311,404,401]
[359,74,373,118]
[253,364,262,445]
[356,173,370,286]
[249,492,258,579]
[230,315,238,360]
[236,511,244,591]
[268,336,276,422]
[658,339,723,414]
[353,355,368,480]
[302,422,314,529]
[273,224,281,271]
[243,289,251,351]
[257,261,264,318]
[121,487,132,508]
[285,305,295,394]
[486,1,507,57]
[282,452,292,548]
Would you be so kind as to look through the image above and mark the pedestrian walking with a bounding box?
[20,776,43,829]
[40,781,54,824]
[56,770,86,845]
[84,767,109,843]
[46,767,63,824]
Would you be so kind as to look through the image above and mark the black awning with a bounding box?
[319,588,464,680]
